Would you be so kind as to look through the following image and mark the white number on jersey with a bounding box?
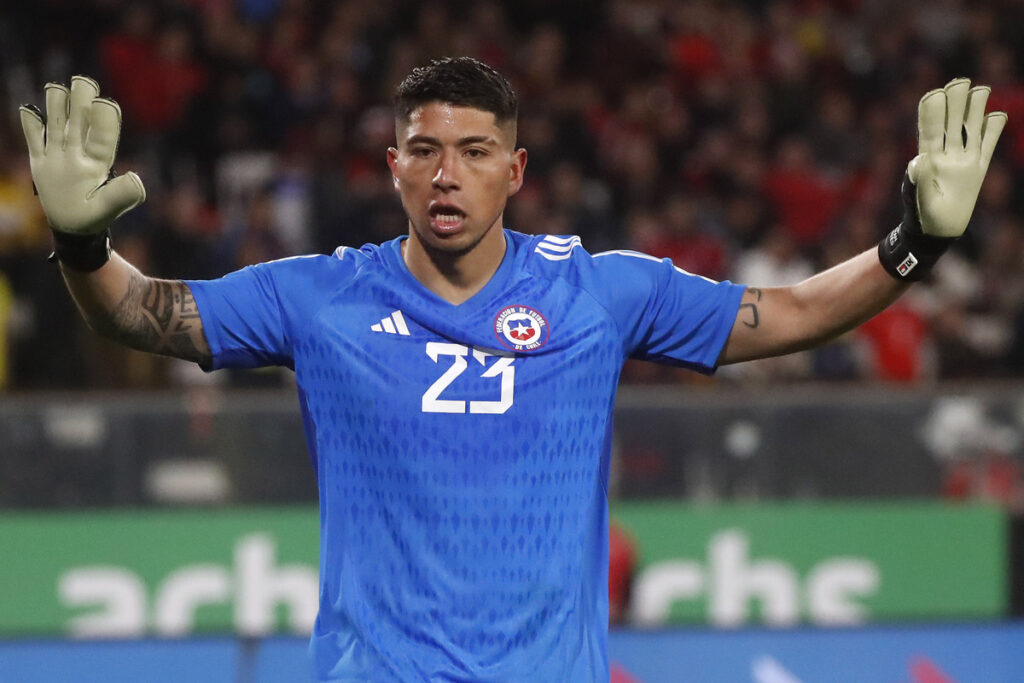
[422,342,515,414]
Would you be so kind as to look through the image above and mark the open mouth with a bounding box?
[428,205,467,233]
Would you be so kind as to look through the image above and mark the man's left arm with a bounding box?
[720,77,1006,366]
[719,250,905,364]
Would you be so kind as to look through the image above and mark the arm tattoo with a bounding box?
[739,287,763,329]
[105,273,211,364]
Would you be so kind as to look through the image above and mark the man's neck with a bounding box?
[401,227,507,305]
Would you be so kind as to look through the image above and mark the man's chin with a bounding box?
[414,222,486,256]
[422,234,477,258]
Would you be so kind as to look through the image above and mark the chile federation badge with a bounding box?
[494,305,549,351]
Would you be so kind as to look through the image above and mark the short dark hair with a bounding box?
[393,57,518,129]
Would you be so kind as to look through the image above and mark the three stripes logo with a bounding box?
[371,310,411,336]
[534,235,582,261]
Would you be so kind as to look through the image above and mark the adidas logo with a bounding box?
[535,234,582,261]
[371,310,410,336]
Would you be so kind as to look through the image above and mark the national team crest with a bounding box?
[494,305,549,351]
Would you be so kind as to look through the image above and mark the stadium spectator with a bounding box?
[635,193,728,282]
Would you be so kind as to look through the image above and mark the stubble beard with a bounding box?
[413,215,501,265]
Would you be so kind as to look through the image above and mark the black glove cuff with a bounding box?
[48,230,112,272]
[877,170,954,282]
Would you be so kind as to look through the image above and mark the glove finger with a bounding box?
[962,85,991,155]
[906,154,924,185]
[83,97,123,167]
[67,76,100,149]
[90,172,146,219]
[44,83,70,150]
[979,111,1008,171]
[917,88,946,155]
[19,105,46,159]
[942,78,971,152]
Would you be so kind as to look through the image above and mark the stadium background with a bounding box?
[1,0,1024,681]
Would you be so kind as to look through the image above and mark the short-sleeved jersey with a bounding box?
[186,230,744,682]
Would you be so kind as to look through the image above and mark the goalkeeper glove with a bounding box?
[879,77,1007,281]
[20,76,145,271]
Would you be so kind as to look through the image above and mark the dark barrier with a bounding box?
[3,385,1023,506]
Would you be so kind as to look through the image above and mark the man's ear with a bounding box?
[508,148,528,196]
[386,147,400,191]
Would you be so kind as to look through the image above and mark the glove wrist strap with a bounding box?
[877,223,952,281]
[877,169,953,282]
[48,229,112,272]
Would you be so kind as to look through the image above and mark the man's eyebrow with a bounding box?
[456,135,499,146]
[405,134,441,147]
[404,134,499,147]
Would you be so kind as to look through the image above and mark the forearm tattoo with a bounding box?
[739,287,763,329]
[105,273,210,364]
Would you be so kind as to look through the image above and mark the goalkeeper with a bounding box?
[21,65,1005,681]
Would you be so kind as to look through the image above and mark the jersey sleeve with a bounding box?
[590,250,746,373]
[185,253,344,371]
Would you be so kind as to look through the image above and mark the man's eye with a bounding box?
[411,148,434,157]
[465,148,487,158]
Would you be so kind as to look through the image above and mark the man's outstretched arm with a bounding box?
[21,75,212,365]
[60,254,211,364]
[720,77,1006,365]
[719,250,905,364]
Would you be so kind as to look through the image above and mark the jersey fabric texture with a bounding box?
[185,230,745,682]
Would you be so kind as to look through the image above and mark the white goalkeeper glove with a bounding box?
[879,78,1007,280]
[20,76,145,270]
[909,77,1007,238]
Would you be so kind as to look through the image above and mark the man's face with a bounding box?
[387,102,526,254]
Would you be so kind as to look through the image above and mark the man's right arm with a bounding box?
[61,252,211,365]
[21,75,212,366]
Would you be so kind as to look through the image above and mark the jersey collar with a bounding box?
[384,229,518,312]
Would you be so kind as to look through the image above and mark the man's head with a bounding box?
[387,58,527,258]
[394,57,518,144]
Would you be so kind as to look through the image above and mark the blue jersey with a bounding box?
[186,230,744,682]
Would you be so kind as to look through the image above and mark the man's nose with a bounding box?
[432,152,460,191]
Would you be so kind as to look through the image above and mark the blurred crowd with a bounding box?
[1,0,1024,390]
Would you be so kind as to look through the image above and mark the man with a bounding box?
[20,58,1005,681]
